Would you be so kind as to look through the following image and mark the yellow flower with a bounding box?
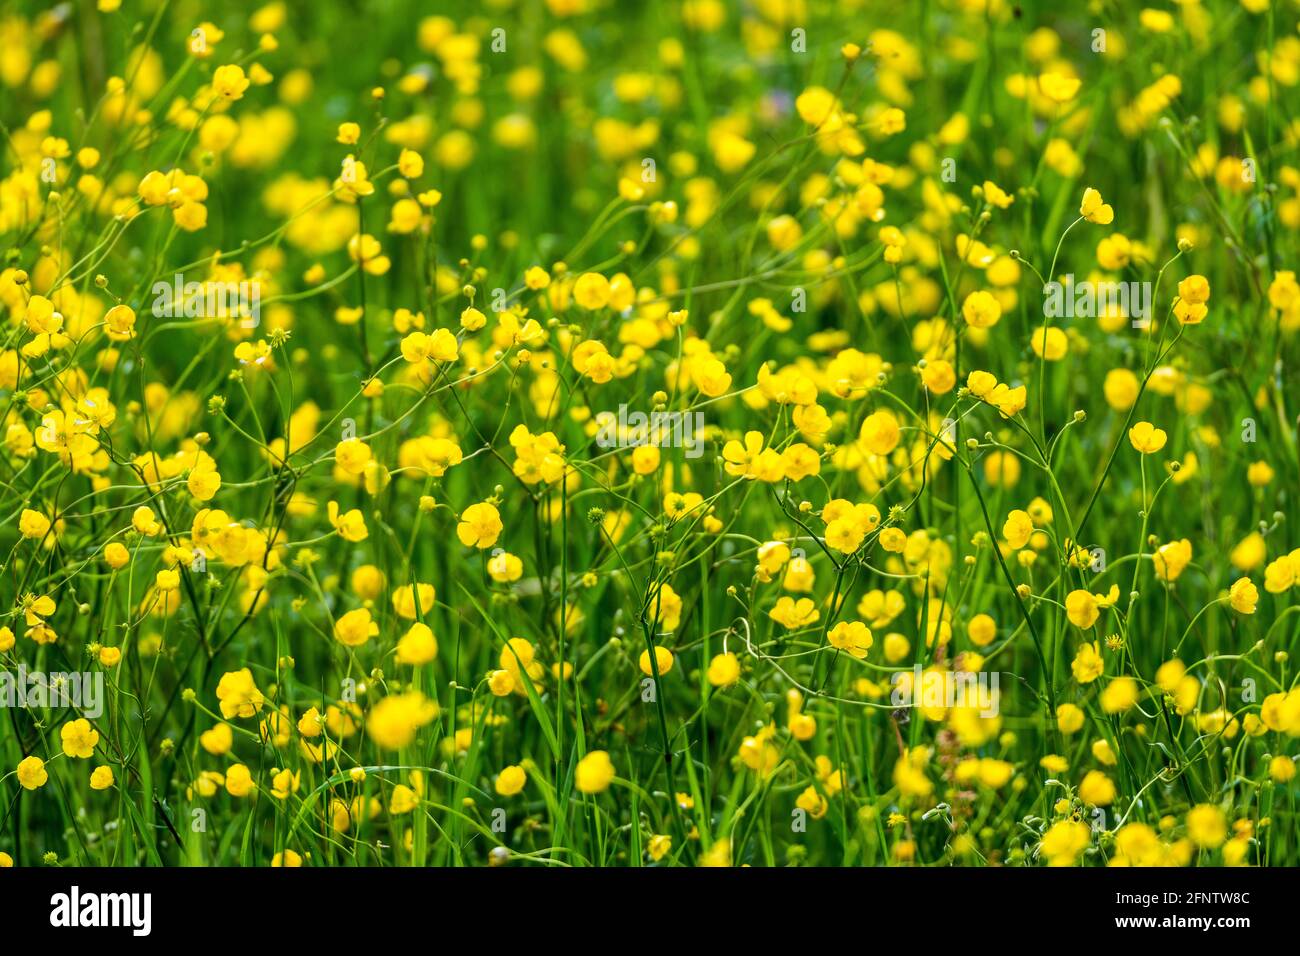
[1056,703,1085,734]
[334,438,372,475]
[1065,590,1100,629]
[23,294,61,335]
[457,501,503,548]
[1100,676,1139,714]
[920,359,955,393]
[1080,187,1114,225]
[1228,576,1258,614]
[1078,770,1116,806]
[1127,421,1167,453]
[509,425,567,484]
[1174,296,1208,325]
[1071,641,1104,683]
[892,747,933,798]
[200,723,233,755]
[982,180,1014,208]
[707,652,741,687]
[1247,461,1275,488]
[392,583,436,620]
[1153,538,1192,581]
[711,130,755,172]
[967,613,996,647]
[17,755,48,790]
[575,750,616,793]
[297,707,323,738]
[498,639,541,697]
[1039,819,1090,866]
[647,834,672,861]
[1039,71,1081,103]
[685,832,728,868]
[334,607,378,647]
[495,765,527,796]
[1111,823,1164,865]
[1268,756,1296,784]
[35,410,96,463]
[977,759,1014,789]
[1003,509,1034,549]
[187,452,221,500]
[488,551,524,582]
[827,620,873,659]
[1185,804,1227,849]
[638,645,675,676]
[399,149,425,178]
[395,622,438,664]
[781,443,821,481]
[1178,274,1211,305]
[966,370,997,398]
[1031,326,1068,360]
[961,290,1002,329]
[1230,532,1266,571]
[796,785,828,819]
[212,64,250,100]
[1260,690,1300,733]
[216,668,265,719]
[769,596,819,629]
[90,765,115,790]
[879,527,907,553]
[327,500,369,541]
[133,506,162,536]
[60,718,100,758]
[18,509,51,539]
[722,430,784,481]
[986,383,1028,418]
[366,691,437,749]
[1265,555,1296,593]
[226,764,255,797]
[573,273,612,310]
[271,768,300,800]
[859,409,901,456]
[1152,660,1186,697]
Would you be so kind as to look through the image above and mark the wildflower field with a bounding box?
[1,0,1300,872]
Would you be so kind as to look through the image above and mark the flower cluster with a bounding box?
[1,0,1298,871]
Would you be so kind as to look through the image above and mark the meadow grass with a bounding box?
[1,0,1299,868]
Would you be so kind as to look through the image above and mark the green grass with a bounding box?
[0,0,1299,868]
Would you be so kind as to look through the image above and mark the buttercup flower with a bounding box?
[1080,187,1114,225]
[61,718,100,758]
[1128,421,1167,454]
[575,750,616,793]
[17,755,48,790]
